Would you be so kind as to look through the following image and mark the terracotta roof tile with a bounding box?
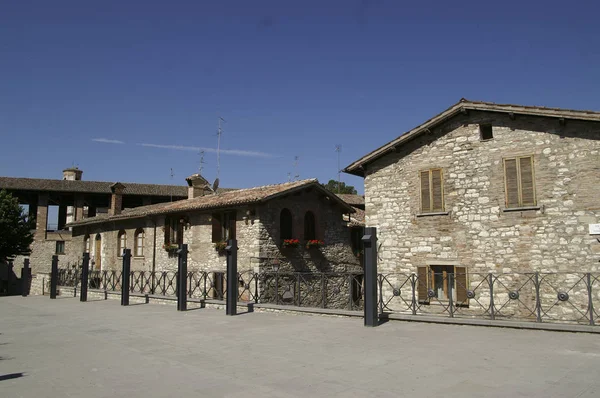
[336,194,365,206]
[68,179,355,227]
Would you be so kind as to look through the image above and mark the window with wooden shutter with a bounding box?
[454,266,468,305]
[504,156,536,208]
[212,214,222,243]
[420,168,444,213]
[417,266,429,303]
[164,218,171,245]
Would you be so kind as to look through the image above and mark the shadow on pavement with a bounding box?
[0,373,25,381]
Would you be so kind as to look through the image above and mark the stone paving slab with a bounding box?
[1,296,600,397]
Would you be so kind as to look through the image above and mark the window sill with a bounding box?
[502,206,540,213]
[416,211,450,218]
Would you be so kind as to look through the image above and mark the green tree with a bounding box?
[322,180,358,195]
[0,189,34,263]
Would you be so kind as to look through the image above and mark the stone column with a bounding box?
[35,193,48,239]
[74,194,85,221]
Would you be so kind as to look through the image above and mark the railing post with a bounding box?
[534,272,542,323]
[298,273,302,307]
[275,271,279,305]
[21,259,30,297]
[489,272,495,320]
[177,244,188,311]
[362,227,378,327]
[378,274,384,315]
[348,274,354,310]
[50,255,58,299]
[587,273,594,326]
[411,273,417,315]
[448,273,454,318]
[321,273,326,309]
[254,271,259,303]
[7,261,13,296]
[80,253,89,302]
[121,249,131,306]
[225,239,238,316]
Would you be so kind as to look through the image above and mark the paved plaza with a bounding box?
[1,296,600,397]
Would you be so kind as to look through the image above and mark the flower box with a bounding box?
[282,239,300,248]
[305,240,325,249]
[163,243,179,253]
[214,241,227,254]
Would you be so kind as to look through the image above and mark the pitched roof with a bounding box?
[344,98,600,176]
[68,179,355,227]
[336,194,365,206]
[0,177,189,197]
[348,207,365,227]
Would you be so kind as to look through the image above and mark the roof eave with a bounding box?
[343,100,600,175]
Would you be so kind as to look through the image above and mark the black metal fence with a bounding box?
[57,268,364,310]
[379,272,600,326]
[56,267,600,326]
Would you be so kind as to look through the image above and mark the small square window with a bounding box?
[56,241,65,255]
[479,124,493,140]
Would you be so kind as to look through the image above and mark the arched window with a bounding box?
[84,235,90,253]
[134,228,145,257]
[280,208,293,240]
[117,230,127,256]
[304,211,316,241]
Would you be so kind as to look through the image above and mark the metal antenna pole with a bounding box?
[170,168,174,202]
[217,117,225,179]
[198,150,205,174]
[294,156,300,181]
[335,145,342,193]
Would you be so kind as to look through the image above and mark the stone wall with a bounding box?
[364,111,600,319]
[14,231,82,275]
[257,189,360,273]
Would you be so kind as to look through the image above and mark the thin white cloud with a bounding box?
[137,143,278,158]
[92,138,125,144]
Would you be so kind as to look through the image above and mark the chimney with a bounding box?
[109,182,125,216]
[185,174,212,199]
[63,167,83,181]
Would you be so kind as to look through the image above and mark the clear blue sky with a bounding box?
[2,0,599,194]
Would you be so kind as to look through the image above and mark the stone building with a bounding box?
[344,99,600,319]
[67,176,360,287]
[0,168,190,274]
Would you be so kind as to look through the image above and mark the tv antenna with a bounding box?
[293,156,300,181]
[169,168,175,202]
[198,150,205,174]
[335,144,342,193]
[216,117,225,179]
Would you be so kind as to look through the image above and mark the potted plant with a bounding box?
[163,243,179,253]
[305,239,324,249]
[214,241,227,254]
[282,239,300,248]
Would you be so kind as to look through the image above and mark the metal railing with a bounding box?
[56,267,599,326]
[379,272,599,326]
[57,268,364,310]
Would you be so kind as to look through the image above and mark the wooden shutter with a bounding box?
[504,159,520,208]
[417,266,429,303]
[431,169,444,212]
[164,218,171,244]
[420,171,431,212]
[454,266,468,305]
[519,156,535,206]
[177,220,184,244]
[229,211,237,240]
[212,214,222,243]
